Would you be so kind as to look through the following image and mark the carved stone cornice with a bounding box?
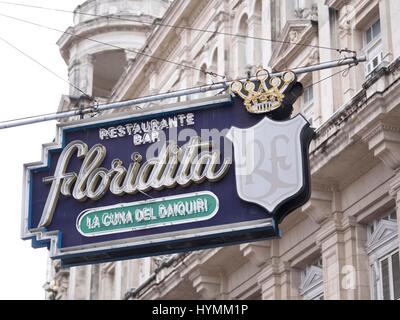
[188,267,222,300]
[361,122,400,171]
[239,241,271,267]
[338,19,352,38]
[270,20,317,70]
[325,0,349,11]
[389,171,400,202]
[315,213,345,247]
[257,257,281,286]
[308,50,320,66]
[125,49,138,62]
[294,4,318,21]
[302,188,333,224]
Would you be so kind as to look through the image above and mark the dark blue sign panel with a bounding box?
[22,95,313,267]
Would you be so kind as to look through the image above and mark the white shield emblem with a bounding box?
[225,115,309,213]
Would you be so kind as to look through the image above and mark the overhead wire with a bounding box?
[303,63,356,90]
[0,12,227,80]
[0,3,361,127]
[0,58,359,127]
[0,0,356,54]
[0,34,92,100]
[0,2,360,87]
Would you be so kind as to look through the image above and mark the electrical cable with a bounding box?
[0,9,356,109]
[0,0,356,54]
[0,58,359,127]
[0,11,227,80]
[303,64,356,90]
[0,34,92,99]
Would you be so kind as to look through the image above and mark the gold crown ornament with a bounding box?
[230,69,297,114]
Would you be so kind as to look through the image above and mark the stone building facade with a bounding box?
[45,0,400,300]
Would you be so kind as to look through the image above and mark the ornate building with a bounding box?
[45,0,400,300]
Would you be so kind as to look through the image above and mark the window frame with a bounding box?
[364,19,381,47]
[363,18,383,76]
[301,85,314,125]
[367,211,399,300]
[377,250,400,300]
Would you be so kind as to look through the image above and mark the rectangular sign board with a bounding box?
[22,94,313,267]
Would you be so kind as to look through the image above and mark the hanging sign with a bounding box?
[22,70,313,267]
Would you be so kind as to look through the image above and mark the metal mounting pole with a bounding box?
[0,56,365,130]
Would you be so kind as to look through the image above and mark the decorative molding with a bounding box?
[338,19,352,38]
[366,219,398,254]
[46,261,70,300]
[361,122,400,171]
[189,267,222,300]
[153,255,174,268]
[101,262,116,275]
[294,4,318,21]
[302,189,333,224]
[325,0,349,11]
[239,241,271,267]
[299,265,323,297]
[125,49,138,62]
[311,58,400,175]
[308,50,320,66]
[270,20,317,69]
[389,171,400,201]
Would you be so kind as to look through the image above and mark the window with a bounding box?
[366,20,381,45]
[378,251,400,300]
[367,211,399,300]
[363,19,383,76]
[303,86,314,105]
[301,86,314,125]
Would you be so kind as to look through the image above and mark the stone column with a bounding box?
[282,0,296,21]
[257,257,281,300]
[279,262,302,300]
[231,35,240,78]
[248,15,262,68]
[316,2,336,119]
[257,258,301,300]
[342,217,371,300]
[379,0,394,63]
[302,186,345,299]
[303,185,369,299]
[362,122,400,245]
[261,0,272,65]
[145,63,159,96]
[78,54,95,97]
[68,59,80,97]
[113,261,122,300]
[215,11,229,77]
[68,265,91,300]
[256,239,301,300]
[99,263,115,300]
[308,50,321,126]
[389,173,400,245]
[335,2,365,93]
[316,212,348,299]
